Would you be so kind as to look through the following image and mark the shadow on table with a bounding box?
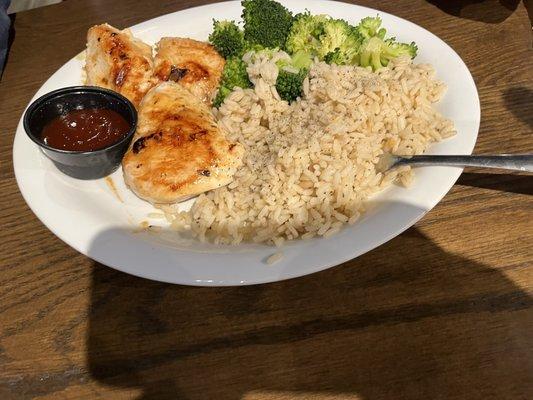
[502,86,533,129]
[86,222,532,399]
[425,0,521,23]
[457,171,533,195]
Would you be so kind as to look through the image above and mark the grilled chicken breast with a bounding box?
[154,37,225,104]
[86,24,156,107]
[122,81,244,204]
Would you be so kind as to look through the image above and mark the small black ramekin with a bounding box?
[23,86,137,180]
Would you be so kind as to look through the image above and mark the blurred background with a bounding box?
[2,0,531,78]
[7,0,61,14]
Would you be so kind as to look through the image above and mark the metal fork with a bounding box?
[377,154,533,173]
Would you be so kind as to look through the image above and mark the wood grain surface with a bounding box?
[0,0,532,399]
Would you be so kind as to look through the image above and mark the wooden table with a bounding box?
[0,0,532,399]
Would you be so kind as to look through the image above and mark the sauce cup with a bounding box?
[23,86,137,180]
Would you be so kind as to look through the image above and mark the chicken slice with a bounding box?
[85,23,156,107]
[122,81,244,205]
[154,37,225,105]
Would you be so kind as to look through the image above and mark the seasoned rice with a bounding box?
[165,52,455,245]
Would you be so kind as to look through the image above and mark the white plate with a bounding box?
[13,0,480,286]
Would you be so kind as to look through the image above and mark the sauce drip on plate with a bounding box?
[41,108,130,151]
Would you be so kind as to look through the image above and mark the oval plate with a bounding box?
[13,0,480,286]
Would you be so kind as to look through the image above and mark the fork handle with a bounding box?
[398,155,533,173]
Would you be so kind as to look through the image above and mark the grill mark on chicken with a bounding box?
[132,132,162,154]
[132,136,147,154]
[168,65,189,82]
[188,130,207,141]
[153,37,225,105]
[177,61,208,83]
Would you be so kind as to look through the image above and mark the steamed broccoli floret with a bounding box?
[249,47,311,70]
[209,20,246,58]
[356,16,418,70]
[285,12,328,55]
[222,57,251,89]
[276,49,312,70]
[324,48,345,64]
[276,68,307,103]
[213,56,252,107]
[357,16,386,39]
[358,37,385,71]
[324,46,360,65]
[316,19,361,59]
[241,0,294,49]
[286,13,361,64]
[244,43,268,54]
[359,36,417,71]
[274,50,312,103]
[289,49,313,69]
[250,46,282,60]
[213,86,232,108]
[385,39,418,59]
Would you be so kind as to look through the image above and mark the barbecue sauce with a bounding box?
[41,108,130,151]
